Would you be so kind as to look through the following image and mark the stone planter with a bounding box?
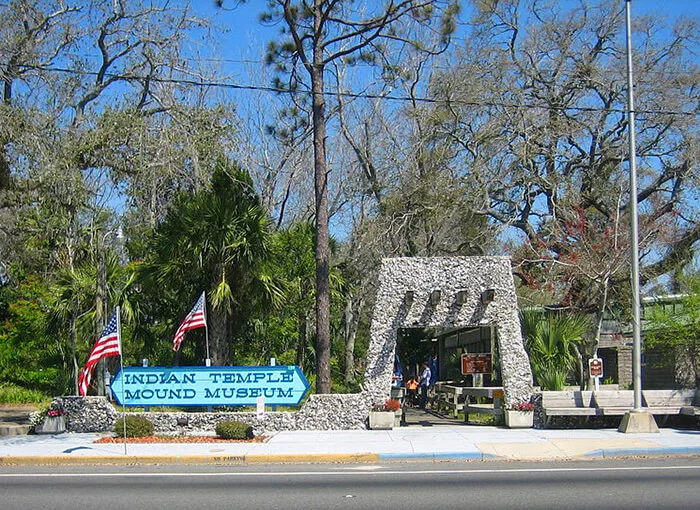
[369,411,395,430]
[505,410,533,428]
[36,416,65,434]
[394,409,403,428]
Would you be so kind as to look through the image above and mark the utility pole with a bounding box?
[619,0,659,434]
[96,227,125,397]
[96,235,107,397]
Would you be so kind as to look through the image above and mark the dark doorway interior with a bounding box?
[396,327,438,381]
[597,348,618,384]
[396,325,497,385]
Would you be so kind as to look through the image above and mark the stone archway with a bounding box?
[362,256,533,407]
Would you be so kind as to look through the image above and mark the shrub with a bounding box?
[114,415,154,437]
[215,420,254,440]
[0,383,48,404]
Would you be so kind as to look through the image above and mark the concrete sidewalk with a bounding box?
[1,425,700,465]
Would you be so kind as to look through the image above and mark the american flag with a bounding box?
[78,310,121,396]
[77,366,93,398]
[172,292,207,351]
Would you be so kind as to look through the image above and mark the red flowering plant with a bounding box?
[510,401,535,412]
[372,399,402,412]
[29,402,65,431]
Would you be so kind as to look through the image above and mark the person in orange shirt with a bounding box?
[406,375,419,407]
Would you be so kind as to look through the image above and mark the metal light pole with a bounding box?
[625,0,642,412]
[96,235,107,397]
[96,227,125,396]
[619,0,658,433]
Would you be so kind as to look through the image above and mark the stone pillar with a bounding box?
[617,347,633,389]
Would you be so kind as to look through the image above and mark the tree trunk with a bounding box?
[296,310,307,370]
[344,295,361,383]
[71,297,79,395]
[311,0,331,394]
[208,303,229,366]
[585,278,610,389]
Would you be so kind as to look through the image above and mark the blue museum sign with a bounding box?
[110,366,310,407]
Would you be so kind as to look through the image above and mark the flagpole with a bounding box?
[116,306,127,456]
[202,291,211,367]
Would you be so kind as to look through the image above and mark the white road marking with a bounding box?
[1,465,699,478]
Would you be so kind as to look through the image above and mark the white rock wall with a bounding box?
[364,257,533,406]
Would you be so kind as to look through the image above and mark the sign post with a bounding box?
[589,357,604,391]
[256,396,266,419]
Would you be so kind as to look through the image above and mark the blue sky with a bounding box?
[197,0,700,86]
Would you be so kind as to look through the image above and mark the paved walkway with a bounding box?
[1,425,700,465]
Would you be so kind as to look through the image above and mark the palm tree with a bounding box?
[521,309,590,391]
[147,159,283,365]
[49,251,135,394]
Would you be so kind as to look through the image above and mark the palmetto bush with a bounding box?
[521,310,589,391]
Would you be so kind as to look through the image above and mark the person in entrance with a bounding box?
[406,375,419,407]
[419,362,431,409]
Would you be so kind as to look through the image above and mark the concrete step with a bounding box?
[0,423,31,436]
[0,406,36,436]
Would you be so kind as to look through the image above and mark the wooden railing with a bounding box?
[434,383,504,422]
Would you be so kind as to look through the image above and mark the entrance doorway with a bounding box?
[396,325,498,386]
[396,325,500,426]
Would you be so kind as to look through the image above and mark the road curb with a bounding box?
[585,446,700,459]
[0,452,492,466]
[0,453,381,466]
[378,451,494,462]
[0,455,242,466]
[2,447,699,466]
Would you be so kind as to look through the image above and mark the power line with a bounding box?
[23,50,697,77]
[17,64,700,118]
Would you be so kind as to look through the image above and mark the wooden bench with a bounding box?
[592,390,635,415]
[680,390,700,417]
[642,389,696,415]
[462,387,504,423]
[541,391,597,426]
[434,384,464,418]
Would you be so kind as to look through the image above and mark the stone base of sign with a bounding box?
[505,410,533,428]
[51,394,373,435]
[618,410,660,434]
[368,411,395,430]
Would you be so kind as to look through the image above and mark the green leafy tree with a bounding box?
[430,0,698,350]
[269,222,345,373]
[48,248,136,394]
[0,276,64,395]
[645,274,700,388]
[146,160,283,365]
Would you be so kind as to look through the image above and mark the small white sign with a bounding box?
[589,357,604,378]
[256,396,266,419]
[589,357,604,391]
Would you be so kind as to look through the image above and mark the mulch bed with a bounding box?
[94,435,267,444]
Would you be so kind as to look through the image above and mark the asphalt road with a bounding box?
[1,458,698,510]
